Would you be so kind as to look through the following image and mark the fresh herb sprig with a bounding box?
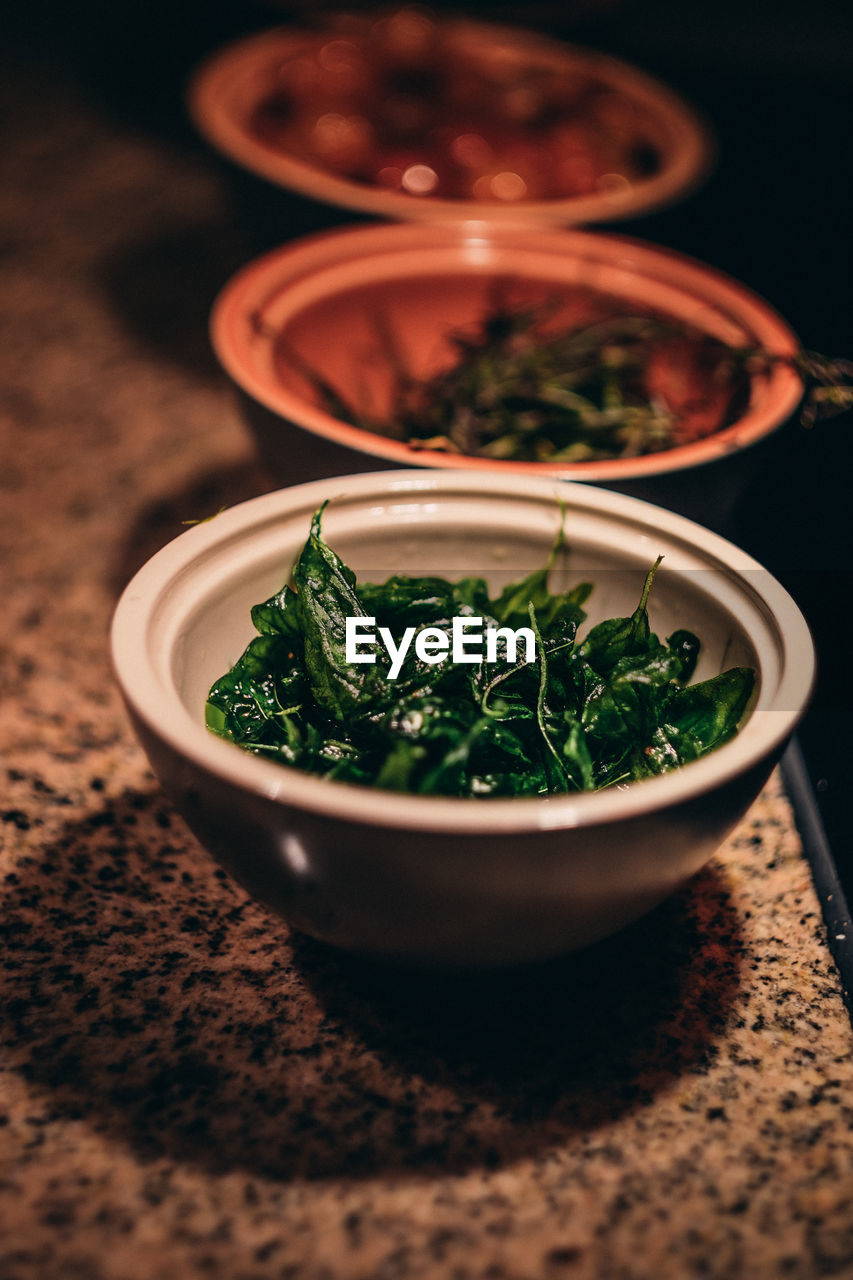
[205,508,755,798]
[272,293,853,463]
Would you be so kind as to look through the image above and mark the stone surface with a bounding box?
[2,32,853,1280]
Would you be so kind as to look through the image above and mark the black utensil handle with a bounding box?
[782,737,853,1020]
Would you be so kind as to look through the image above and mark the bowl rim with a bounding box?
[187,16,714,226]
[209,221,804,482]
[111,470,815,835]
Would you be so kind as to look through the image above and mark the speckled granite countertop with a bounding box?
[3,19,853,1280]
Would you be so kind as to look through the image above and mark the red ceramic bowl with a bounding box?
[189,12,712,226]
[210,223,803,531]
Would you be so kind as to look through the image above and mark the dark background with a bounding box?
[6,0,853,894]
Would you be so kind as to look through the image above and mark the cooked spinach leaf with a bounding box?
[206,507,755,797]
[293,504,381,720]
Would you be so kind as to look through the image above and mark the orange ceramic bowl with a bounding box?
[210,222,803,531]
[189,12,712,226]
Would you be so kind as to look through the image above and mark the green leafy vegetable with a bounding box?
[292,503,381,720]
[205,506,755,798]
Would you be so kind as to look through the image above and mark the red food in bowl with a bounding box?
[190,12,712,225]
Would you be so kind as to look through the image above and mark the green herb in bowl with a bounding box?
[288,293,853,465]
[206,507,755,797]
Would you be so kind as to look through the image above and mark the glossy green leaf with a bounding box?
[206,509,754,798]
[294,505,379,721]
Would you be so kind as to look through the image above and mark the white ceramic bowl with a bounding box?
[111,471,814,967]
[188,15,712,226]
[210,222,803,534]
